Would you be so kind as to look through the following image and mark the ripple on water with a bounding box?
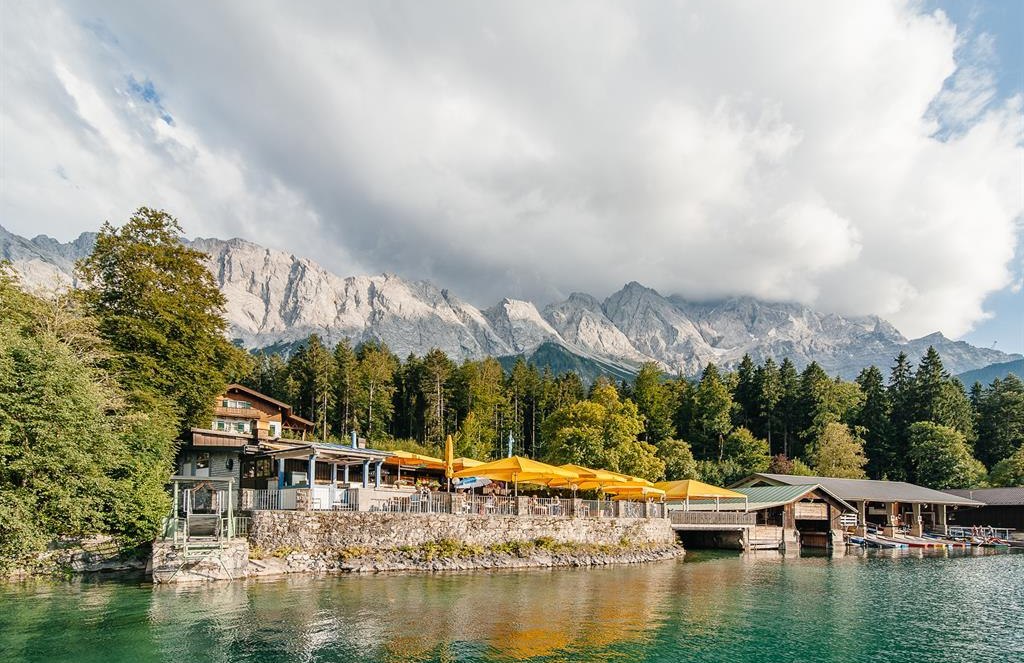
[1,550,1022,663]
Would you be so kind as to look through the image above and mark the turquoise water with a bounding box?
[2,550,1022,662]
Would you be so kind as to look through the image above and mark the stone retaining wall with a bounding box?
[151,540,249,584]
[249,511,674,553]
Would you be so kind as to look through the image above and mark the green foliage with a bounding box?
[76,207,243,431]
[855,365,894,479]
[989,445,1024,487]
[541,381,649,475]
[807,422,867,479]
[692,364,734,459]
[0,268,174,567]
[632,362,676,443]
[722,427,770,476]
[354,341,399,442]
[907,422,986,489]
[614,439,666,481]
[694,459,747,487]
[974,374,1024,467]
[658,439,699,480]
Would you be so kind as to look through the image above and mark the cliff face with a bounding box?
[3,225,1017,377]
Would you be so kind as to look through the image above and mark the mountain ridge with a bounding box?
[2,224,1018,379]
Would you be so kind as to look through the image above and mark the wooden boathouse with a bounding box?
[943,488,1024,533]
[674,483,855,550]
[733,473,983,537]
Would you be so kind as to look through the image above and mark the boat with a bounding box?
[864,534,908,549]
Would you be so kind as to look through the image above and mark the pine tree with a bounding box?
[975,375,1024,467]
[332,339,359,438]
[693,364,734,460]
[854,366,894,478]
[354,341,398,442]
[289,334,335,439]
[776,358,801,458]
[420,349,454,446]
[733,354,759,430]
[754,358,782,452]
[887,351,915,481]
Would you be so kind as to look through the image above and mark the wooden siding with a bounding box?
[192,431,249,447]
[794,502,828,520]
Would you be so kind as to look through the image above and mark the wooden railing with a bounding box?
[670,511,756,526]
[214,405,262,419]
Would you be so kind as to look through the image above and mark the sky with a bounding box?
[1,1,1022,352]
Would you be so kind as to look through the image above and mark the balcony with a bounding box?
[214,405,262,419]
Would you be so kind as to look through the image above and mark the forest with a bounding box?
[244,331,1024,492]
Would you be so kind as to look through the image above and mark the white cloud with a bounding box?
[1,0,1021,339]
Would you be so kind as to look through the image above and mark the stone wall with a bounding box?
[249,512,674,554]
[150,540,249,584]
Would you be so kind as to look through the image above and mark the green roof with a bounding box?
[686,483,856,512]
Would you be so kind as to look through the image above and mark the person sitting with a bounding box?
[551,494,562,516]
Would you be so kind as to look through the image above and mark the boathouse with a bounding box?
[943,488,1024,532]
[733,473,983,536]
[678,483,855,549]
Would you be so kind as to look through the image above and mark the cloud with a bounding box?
[1,1,1021,339]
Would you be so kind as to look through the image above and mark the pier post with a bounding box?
[362,460,370,488]
[277,458,285,489]
[911,503,923,536]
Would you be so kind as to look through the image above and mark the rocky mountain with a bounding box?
[3,225,1019,379]
[0,225,95,289]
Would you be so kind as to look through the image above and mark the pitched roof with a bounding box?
[736,473,984,506]
[224,383,295,413]
[945,487,1024,506]
[686,484,855,512]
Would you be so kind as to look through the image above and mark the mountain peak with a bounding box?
[1,227,1018,378]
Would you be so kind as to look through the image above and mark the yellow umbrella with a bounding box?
[453,457,483,471]
[654,479,747,511]
[385,450,446,468]
[451,456,579,496]
[546,464,626,488]
[444,435,455,480]
[606,485,666,499]
[386,450,446,483]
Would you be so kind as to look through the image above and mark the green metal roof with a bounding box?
[740,473,984,506]
[686,483,855,512]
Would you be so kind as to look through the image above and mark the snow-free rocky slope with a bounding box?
[3,225,1018,379]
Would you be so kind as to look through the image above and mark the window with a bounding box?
[221,398,252,409]
[269,422,280,438]
[234,422,247,433]
[196,453,209,470]
[215,421,226,431]
[255,458,273,477]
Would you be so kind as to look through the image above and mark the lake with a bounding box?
[2,549,1022,662]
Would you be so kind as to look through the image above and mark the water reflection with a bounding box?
[3,550,1023,663]
[147,563,676,661]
